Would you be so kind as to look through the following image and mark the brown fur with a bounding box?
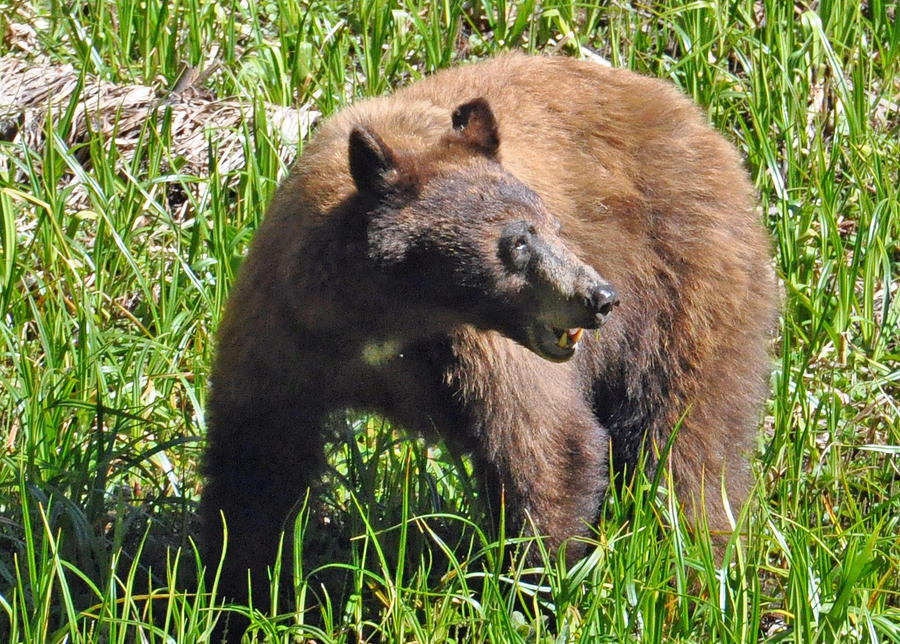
[201,53,776,620]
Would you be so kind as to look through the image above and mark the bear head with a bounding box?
[346,98,619,362]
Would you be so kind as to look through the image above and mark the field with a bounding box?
[1,1,899,642]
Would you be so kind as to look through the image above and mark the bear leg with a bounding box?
[200,405,328,641]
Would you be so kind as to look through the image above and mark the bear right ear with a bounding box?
[451,98,500,157]
[348,126,397,195]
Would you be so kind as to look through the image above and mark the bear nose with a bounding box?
[589,284,620,321]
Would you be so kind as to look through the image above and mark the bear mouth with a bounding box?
[526,323,585,362]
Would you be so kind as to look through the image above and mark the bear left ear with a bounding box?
[451,98,500,157]
[348,126,397,195]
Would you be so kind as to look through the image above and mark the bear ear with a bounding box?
[451,98,500,157]
[348,126,397,195]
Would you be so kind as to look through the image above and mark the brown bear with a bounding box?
[200,53,776,620]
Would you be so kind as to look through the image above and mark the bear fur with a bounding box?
[201,53,776,614]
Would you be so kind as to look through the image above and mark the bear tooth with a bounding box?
[556,328,583,349]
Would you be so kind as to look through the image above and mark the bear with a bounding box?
[200,53,777,627]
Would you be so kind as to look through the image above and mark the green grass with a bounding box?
[1,0,899,642]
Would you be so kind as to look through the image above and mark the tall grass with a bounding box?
[1,0,898,642]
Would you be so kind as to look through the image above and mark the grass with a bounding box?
[1,0,899,641]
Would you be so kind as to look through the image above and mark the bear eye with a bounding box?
[499,221,535,273]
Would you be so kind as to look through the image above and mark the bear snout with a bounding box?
[586,283,620,325]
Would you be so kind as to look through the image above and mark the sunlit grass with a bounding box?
[1,0,898,642]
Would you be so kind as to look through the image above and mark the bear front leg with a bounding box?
[451,333,609,566]
[200,401,328,640]
[477,409,608,566]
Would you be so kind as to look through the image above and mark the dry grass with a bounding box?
[1,55,318,216]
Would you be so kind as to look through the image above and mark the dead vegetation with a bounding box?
[0,55,318,215]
